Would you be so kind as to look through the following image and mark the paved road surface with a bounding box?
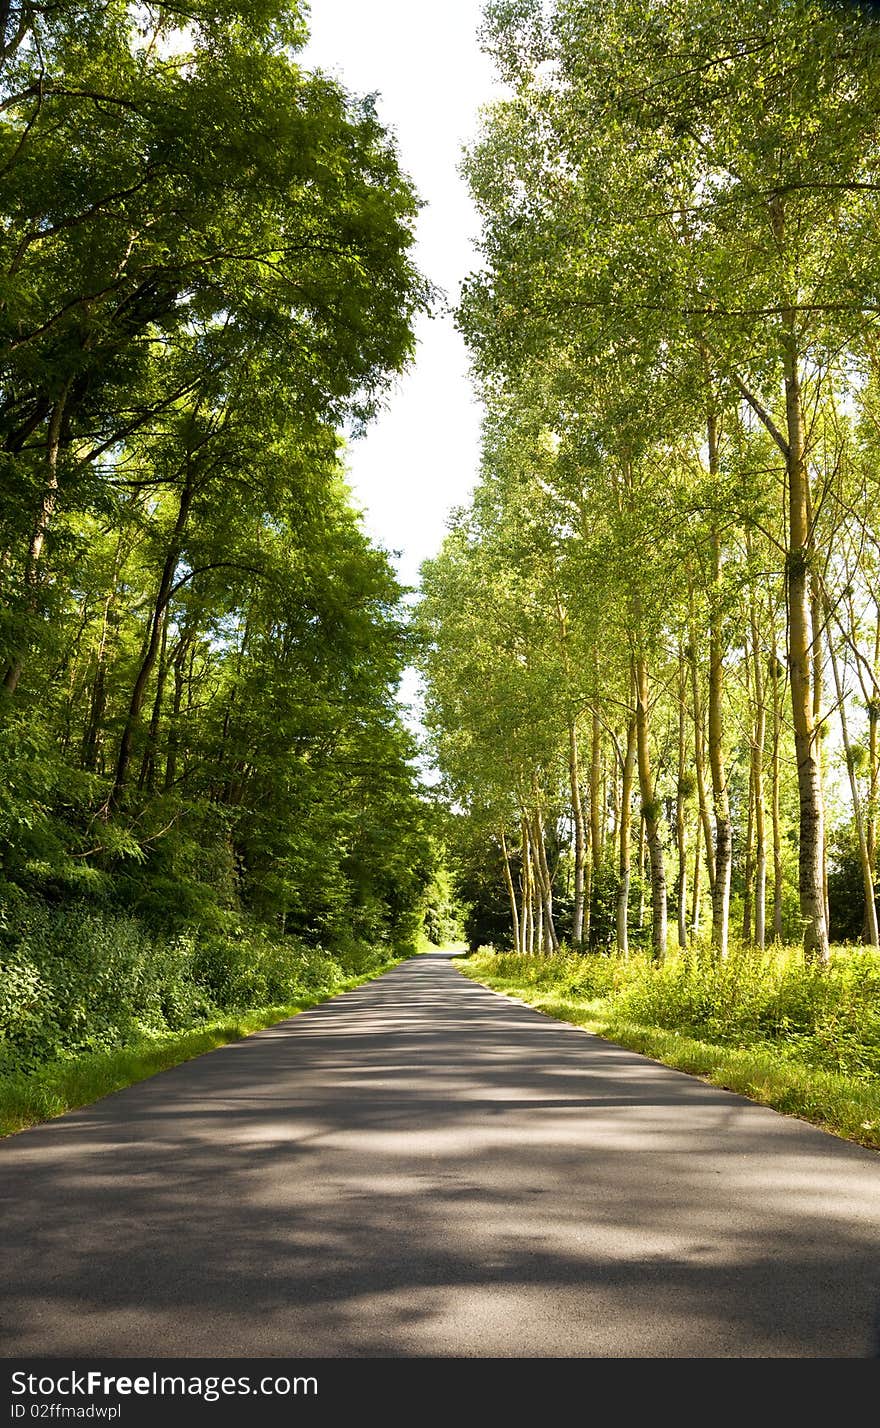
[2,952,879,1357]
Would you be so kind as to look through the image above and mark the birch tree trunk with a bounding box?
[520,813,533,953]
[530,793,559,952]
[810,566,830,933]
[687,586,716,896]
[782,313,829,962]
[769,638,785,941]
[568,719,587,946]
[634,650,667,959]
[867,686,879,942]
[750,590,767,950]
[676,651,689,948]
[701,366,732,953]
[616,712,636,957]
[826,612,879,946]
[707,519,732,956]
[863,605,880,940]
[742,762,755,945]
[637,817,647,932]
[590,709,602,882]
[691,818,703,937]
[500,829,521,952]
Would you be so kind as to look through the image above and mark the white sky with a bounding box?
[302,1,498,594]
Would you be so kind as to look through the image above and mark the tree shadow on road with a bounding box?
[2,957,879,1358]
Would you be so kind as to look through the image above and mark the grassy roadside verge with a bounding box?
[457,955,880,1151]
[0,959,406,1138]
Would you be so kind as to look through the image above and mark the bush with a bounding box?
[0,891,401,1077]
[0,896,214,1073]
[191,927,402,1006]
[473,942,880,1083]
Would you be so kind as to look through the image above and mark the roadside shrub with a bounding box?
[473,942,880,1082]
[0,893,398,1077]
[0,897,214,1073]
[190,930,345,1008]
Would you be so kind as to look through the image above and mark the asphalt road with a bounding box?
[2,951,879,1358]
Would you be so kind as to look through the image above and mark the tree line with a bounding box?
[419,0,880,963]
[0,1,434,955]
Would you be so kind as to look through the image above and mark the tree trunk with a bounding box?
[676,650,688,948]
[808,558,830,933]
[138,609,168,793]
[864,605,879,940]
[750,590,767,950]
[691,815,703,937]
[783,318,829,962]
[3,383,70,696]
[617,711,636,957]
[530,795,559,952]
[500,829,521,953]
[111,467,195,805]
[742,760,755,945]
[635,651,667,959]
[568,719,587,946]
[687,588,706,941]
[520,814,532,953]
[521,808,538,954]
[769,638,784,941]
[707,515,732,956]
[867,690,879,942]
[687,610,716,895]
[826,610,879,947]
[590,710,602,880]
[583,816,593,947]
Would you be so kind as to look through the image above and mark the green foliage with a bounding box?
[0,896,209,1072]
[444,816,516,951]
[191,930,343,1009]
[462,948,880,1148]
[0,889,401,1077]
[420,861,464,947]
[0,0,437,1076]
[0,962,404,1140]
[828,821,879,944]
[478,948,621,1001]
[419,0,880,969]
[469,943,880,1083]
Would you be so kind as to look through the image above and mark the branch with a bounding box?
[731,373,790,458]
[167,561,265,601]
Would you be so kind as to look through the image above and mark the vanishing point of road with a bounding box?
[2,951,879,1358]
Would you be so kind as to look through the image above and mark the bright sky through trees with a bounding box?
[303,1,499,592]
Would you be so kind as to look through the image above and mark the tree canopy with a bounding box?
[419,0,880,962]
[0,0,435,963]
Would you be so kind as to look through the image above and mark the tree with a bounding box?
[0,0,436,964]
[443,0,880,961]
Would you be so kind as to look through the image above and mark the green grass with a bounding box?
[0,961,404,1138]
[458,951,880,1151]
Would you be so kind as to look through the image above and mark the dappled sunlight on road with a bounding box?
[2,954,879,1357]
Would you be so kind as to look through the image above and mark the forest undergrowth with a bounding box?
[460,944,880,1149]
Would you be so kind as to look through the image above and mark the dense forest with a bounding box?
[0,0,438,1078]
[420,0,880,967]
